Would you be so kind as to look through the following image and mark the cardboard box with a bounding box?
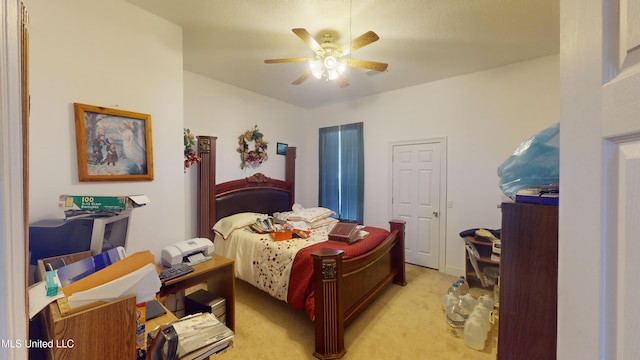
[270,230,292,241]
[59,195,150,212]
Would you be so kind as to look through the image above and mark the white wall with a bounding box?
[183,55,559,275]
[182,71,307,237]
[26,0,185,259]
[304,55,559,274]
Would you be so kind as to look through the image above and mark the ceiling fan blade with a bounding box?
[264,58,310,64]
[339,31,379,56]
[345,58,388,72]
[292,70,312,85]
[292,28,323,54]
[337,75,350,88]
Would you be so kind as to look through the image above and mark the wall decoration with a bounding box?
[277,142,288,155]
[74,103,154,181]
[237,125,268,169]
[184,128,201,171]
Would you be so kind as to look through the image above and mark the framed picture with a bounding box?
[74,103,154,181]
[277,142,288,155]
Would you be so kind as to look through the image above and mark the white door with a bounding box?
[561,1,640,359]
[391,141,442,269]
[602,2,640,359]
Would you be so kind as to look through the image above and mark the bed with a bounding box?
[196,136,406,359]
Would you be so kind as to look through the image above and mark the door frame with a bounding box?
[0,0,28,358]
[388,137,447,272]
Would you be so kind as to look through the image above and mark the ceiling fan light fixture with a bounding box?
[310,59,324,79]
[265,28,386,87]
[309,56,347,81]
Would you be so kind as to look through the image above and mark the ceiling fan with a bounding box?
[264,28,388,88]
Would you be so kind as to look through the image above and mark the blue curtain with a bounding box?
[318,122,364,223]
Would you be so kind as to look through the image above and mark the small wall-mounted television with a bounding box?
[89,210,132,255]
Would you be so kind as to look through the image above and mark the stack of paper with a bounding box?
[172,313,234,358]
[62,251,161,310]
[28,281,64,319]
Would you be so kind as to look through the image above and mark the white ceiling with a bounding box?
[127,0,559,109]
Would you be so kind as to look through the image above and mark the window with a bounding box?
[318,122,364,223]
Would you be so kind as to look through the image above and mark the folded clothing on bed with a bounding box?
[273,204,338,229]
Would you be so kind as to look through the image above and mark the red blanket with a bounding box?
[286,226,391,320]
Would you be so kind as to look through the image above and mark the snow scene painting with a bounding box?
[74,103,153,181]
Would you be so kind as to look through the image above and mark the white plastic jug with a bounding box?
[463,316,486,350]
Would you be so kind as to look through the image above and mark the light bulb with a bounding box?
[309,60,323,79]
[312,68,324,79]
[324,56,337,70]
[337,60,347,74]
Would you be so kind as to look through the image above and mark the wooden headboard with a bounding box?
[196,136,297,238]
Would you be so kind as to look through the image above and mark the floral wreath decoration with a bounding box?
[237,125,268,169]
[184,128,201,171]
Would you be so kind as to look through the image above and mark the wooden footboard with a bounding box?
[311,220,406,360]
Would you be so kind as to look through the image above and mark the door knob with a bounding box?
[433,211,439,218]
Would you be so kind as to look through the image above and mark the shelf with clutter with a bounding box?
[459,228,500,289]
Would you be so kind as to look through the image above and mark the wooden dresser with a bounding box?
[498,202,558,360]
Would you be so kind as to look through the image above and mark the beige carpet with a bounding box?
[212,264,498,360]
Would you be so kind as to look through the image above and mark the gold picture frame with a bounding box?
[74,103,154,181]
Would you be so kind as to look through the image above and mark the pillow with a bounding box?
[287,207,335,223]
[213,212,267,240]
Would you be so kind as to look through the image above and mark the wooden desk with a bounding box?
[159,255,235,331]
[145,303,178,338]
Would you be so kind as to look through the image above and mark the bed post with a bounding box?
[285,146,296,206]
[311,248,346,360]
[197,136,217,239]
[389,219,407,286]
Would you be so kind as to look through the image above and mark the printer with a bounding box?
[161,238,214,267]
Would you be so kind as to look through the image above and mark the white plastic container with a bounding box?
[478,294,495,309]
[445,283,467,337]
[446,301,466,338]
[442,292,457,312]
[463,316,486,350]
[460,293,478,314]
[457,276,470,296]
[463,302,492,350]
[446,281,457,295]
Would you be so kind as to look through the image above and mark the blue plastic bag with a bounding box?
[497,123,559,199]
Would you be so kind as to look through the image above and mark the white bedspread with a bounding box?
[213,224,335,302]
